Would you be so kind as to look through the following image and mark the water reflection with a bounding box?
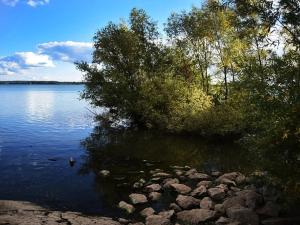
[26,91,55,122]
[80,126,300,215]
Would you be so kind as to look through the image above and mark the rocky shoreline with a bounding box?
[1,167,299,225]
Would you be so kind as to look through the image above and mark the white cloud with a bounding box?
[26,0,49,7]
[38,41,93,63]
[0,41,92,80]
[1,0,19,6]
[0,52,54,75]
[1,0,49,7]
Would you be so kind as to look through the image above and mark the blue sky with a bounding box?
[0,0,201,81]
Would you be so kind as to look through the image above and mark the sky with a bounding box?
[0,0,201,81]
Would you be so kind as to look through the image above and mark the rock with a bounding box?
[190,185,207,197]
[227,206,259,225]
[208,187,226,200]
[223,196,245,210]
[216,183,229,192]
[215,204,225,215]
[145,215,171,225]
[175,170,184,176]
[152,172,172,178]
[129,194,148,204]
[236,190,263,209]
[200,197,214,209]
[216,216,235,225]
[261,217,300,225]
[118,201,135,214]
[218,177,237,186]
[133,179,146,189]
[145,184,161,192]
[169,203,181,212]
[129,223,144,225]
[118,218,131,224]
[256,201,281,217]
[176,195,200,209]
[163,178,179,189]
[176,209,217,224]
[188,172,210,180]
[158,210,175,219]
[140,207,155,217]
[217,172,246,185]
[231,187,241,192]
[185,168,198,176]
[99,170,110,177]
[197,180,212,188]
[148,192,161,201]
[170,183,191,194]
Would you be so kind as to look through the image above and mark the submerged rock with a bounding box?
[118,201,135,214]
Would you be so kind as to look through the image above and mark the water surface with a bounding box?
[0,84,299,217]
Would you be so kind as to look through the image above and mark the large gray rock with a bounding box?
[197,180,212,188]
[0,200,121,225]
[152,172,172,178]
[176,209,217,224]
[118,201,135,214]
[227,206,259,225]
[176,195,200,209]
[129,193,148,204]
[208,187,226,200]
[223,196,246,210]
[170,183,191,194]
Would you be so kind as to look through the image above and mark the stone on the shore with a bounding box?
[215,204,225,215]
[190,185,207,197]
[170,183,191,194]
[129,194,148,205]
[216,216,234,225]
[145,215,171,225]
[145,184,161,192]
[200,197,214,209]
[176,209,217,224]
[197,180,212,188]
[163,178,179,189]
[152,172,172,178]
[208,187,226,200]
[188,172,210,180]
[158,210,175,219]
[169,203,181,212]
[118,201,135,214]
[99,170,110,177]
[218,177,237,186]
[133,179,146,189]
[118,218,131,224]
[211,171,222,177]
[140,207,155,218]
[129,223,144,225]
[223,196,245,210]
[176,195,200,209]
[256,201,280,217]
[227,206,259,225]
[148,192,161,201]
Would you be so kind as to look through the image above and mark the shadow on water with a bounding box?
[78,126,300,217]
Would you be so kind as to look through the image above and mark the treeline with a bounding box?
[77,0,300,154]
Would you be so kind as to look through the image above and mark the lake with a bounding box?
[0,84,299,218]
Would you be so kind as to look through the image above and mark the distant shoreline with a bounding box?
[0,81,85,85]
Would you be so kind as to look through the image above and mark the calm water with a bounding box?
[0,84,299,217]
